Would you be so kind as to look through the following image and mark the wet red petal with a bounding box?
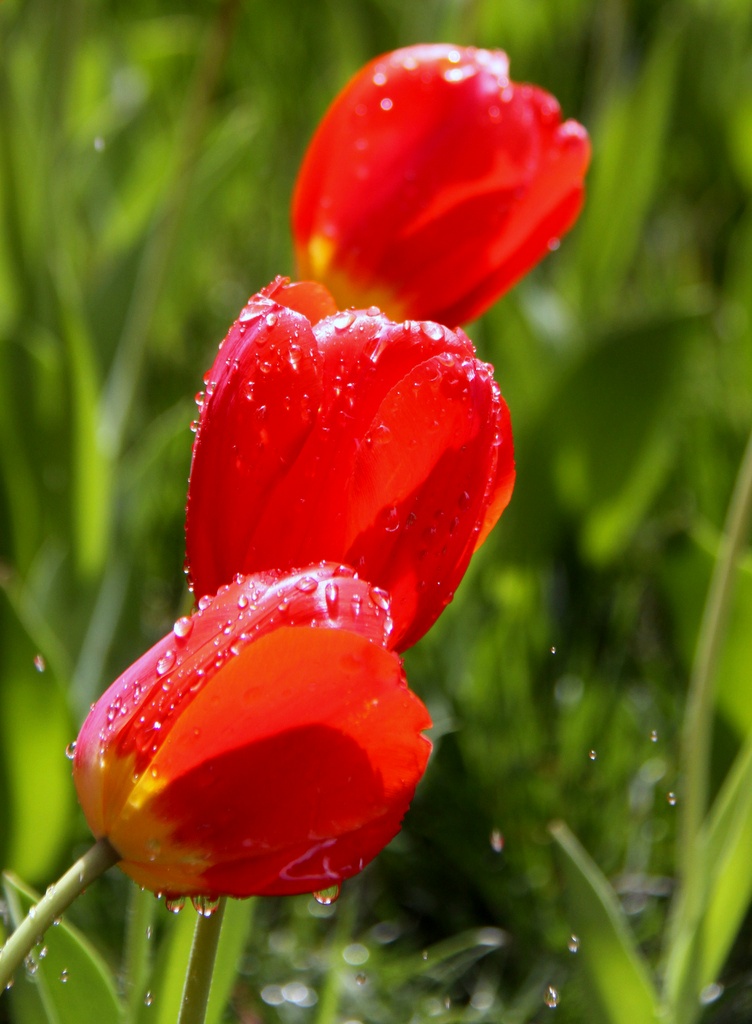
[73,569,430,898]
[185,293,323,599]
[292,44,590,324]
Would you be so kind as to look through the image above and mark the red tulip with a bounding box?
[73,565,431,899]
[292,44,590,326]
[185,277,514,652]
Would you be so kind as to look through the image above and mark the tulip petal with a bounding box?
[292,44,590,324]
[345,351,511,649]
[185,293,324,599]
[73,568,430,898]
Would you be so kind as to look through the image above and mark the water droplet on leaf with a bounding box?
[544,985,559,1008]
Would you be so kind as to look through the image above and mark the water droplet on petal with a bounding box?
[191,895,221,917]
[296,576,319,593]
[173,616,193,640]
[420,321,444,341]
[544,985,559,1008]
[368,586,390,612]
[313,884,340,905]
[156,650,175,676]
[165,896,185,914]
[333,311,355,331]
[325,581,339,615]
[65,741,77,760]
[381,507,400,532]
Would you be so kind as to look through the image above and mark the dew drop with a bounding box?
[313,884,340,905]
[381,506,400,532]
[355,972,367,985]
[296,576,319,593]
[369,586,390,612]
[550,645,557,655]
[333,311,355,331]
[65,741,77,760]
[325,581,339,615]
[197,594,213,611]
[173,616,193,640]
[490,829,504,853]
[650,729,658,743]
[191,895,221,917]
[351,593,362,618]
[699,982,724,1006]
[588,749,597,761]
[265,312,278,327]
[380,97,393,111]
[568,934,579,953]
[457,490,471,510]
[59,968,69,983]
[156,650,175,676]
[144,991,154,1007]
[33,654,46,672]
[667,791,677,806]
[544,985,559,1008]
[421,321,444,341]
[165,896,185,914]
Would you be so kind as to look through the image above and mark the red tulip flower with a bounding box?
[185,277,515,652]
[73,565,431,899]
[292,44,590,326]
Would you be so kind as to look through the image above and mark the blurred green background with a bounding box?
[2,0,752,1021]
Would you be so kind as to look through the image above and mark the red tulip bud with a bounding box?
[73,565,431,899]
[185,277,515,651]
[292,44,590,325]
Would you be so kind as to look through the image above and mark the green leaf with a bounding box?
[664,736,752,1015]
[2,873,122,1024]
[572,15,680,315]
[549,821,664,1024]
[0,589,73,881]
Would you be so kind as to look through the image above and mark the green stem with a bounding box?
[665,423,752,1019]
[176,898,227,1024]
[679,425,752,879]
[0,838,120,990]
[123,884,156,1024]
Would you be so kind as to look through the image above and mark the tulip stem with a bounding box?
[177,898,227,1024]
[0,837,120,991]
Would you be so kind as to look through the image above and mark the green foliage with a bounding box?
[1,0,752,1021]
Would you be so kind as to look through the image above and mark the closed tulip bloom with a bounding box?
[292,44,590,326]
[73,565,431,899]
[185,277,515,652]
